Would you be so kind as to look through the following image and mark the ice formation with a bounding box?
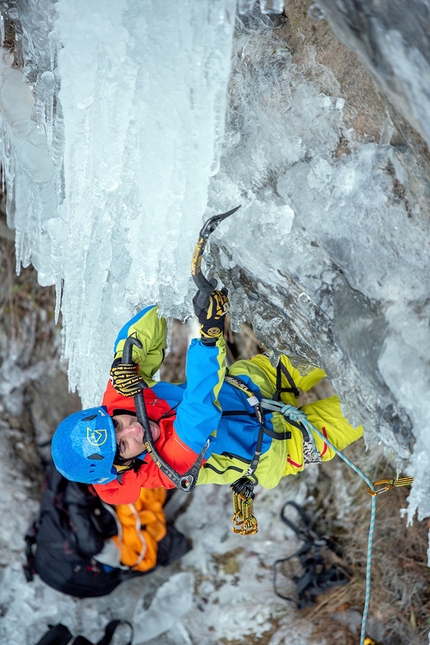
[1,1,430,523]
[204,22,430,523]
[0,0,236,403]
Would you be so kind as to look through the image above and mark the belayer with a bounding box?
[52,290,363,526]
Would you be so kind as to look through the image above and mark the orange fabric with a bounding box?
[112,487,167,572]
[94,382,200,501]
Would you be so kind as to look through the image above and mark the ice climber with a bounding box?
[52,291,363,507]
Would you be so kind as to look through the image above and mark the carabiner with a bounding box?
[367,476,414,497]
[367,479,395,496]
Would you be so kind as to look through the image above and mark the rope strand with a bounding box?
[261,398,376,645]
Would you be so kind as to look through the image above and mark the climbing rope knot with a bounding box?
[279,403,308,424]
[261,400,319,459]
[261,399,307,422]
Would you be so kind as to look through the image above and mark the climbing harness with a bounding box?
[224,373,291,536]
[225,359,321,535]
[273,501,349,608]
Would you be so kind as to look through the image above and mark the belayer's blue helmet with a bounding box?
[51,407,117,484]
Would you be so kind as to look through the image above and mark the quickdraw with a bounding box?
[225,374,264,535]
[367,476,414,497]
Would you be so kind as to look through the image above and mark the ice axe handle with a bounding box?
[122,335,143,366]
[193,275,217,311]
[122,336,151,430]
[191,205,241,312]
[121,333,206,492]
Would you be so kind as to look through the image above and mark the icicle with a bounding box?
[0,13,5,47]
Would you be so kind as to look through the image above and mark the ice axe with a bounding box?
[191,205,241,310]
[122,335,209,492]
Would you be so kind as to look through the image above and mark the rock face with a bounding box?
[282,0,430,487]
[316,0,430,158]
[0,204,81,483]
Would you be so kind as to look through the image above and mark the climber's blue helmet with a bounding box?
[51,407,117,484]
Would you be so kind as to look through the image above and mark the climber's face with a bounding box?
[112,414,160,459]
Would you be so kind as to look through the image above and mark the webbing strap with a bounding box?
[224,373,289,483]
[273,361,300,401]
[261,426,291,441]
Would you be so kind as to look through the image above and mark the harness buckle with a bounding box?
[247,395,259,407]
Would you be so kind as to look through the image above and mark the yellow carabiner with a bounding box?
[367,479,395,496]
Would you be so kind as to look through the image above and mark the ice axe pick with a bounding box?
[191,205,241,310]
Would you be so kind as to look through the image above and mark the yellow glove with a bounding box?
[193,289,229,345]
[109,358,145,397]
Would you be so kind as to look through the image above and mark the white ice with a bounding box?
[0,0,236,404]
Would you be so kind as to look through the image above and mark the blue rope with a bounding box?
[261,400,376,645]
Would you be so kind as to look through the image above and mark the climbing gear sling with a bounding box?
[273,501,349,608]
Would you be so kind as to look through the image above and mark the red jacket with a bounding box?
[94,381,199,504]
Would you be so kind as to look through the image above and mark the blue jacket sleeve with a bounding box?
[173,335,226,453]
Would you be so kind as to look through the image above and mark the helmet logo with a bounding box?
[87,427,107,446]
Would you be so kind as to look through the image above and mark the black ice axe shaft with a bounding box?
[122,336,208,492]
[191,205,241,310]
